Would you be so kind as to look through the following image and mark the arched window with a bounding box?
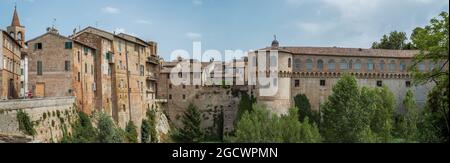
[380,60,386,71]
[400,61,407,72]
[418,62,426,71]
[288,58,292,68]
[389,60,397,72]
[294,59,301,71]
[354,59,362,71]
[306,59,313,71]
[367,59,374,71]
[317,59,324,70]
[10,32,15,39]
[328,59,335,71]
[17,32,23,42]
[340,59,348,70]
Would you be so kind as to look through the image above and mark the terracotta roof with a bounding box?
[258,46,419,58]
[11,7,21,27]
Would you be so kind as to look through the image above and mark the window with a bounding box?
[77,51,81,62]
[273,78,278,87]
[91,65,94,75]
[65,42,73,49]
[320,80,326,86]
[179,72,183,78]
[84,47,89,55]
[169,94,172,100]
[182,85,186,89]
[340,59,348,70]
[140,65,144,76]
[418,62,426,71]
[65,61,70,71]
[367,59,374,71]
[295,80,300,87]
[288,58,292,68]
[37,61,43,75]
[21,68,23,75]
[306,59,313,71]
[429,62,436,71]
[389,60,397,72]
[169,84,173,89]
[294,59,301,70]
[35,43,42,50]
[354,60,361,71]
[328,60,335,71]
[400,61,407,72]
[380,60,385,71]
[406,81,411,88]
[253,57,257,67]
[85,63,88,73]
[78,72,81,82]
[182,95,186,100]
[196,85,199,89]
[377,81,383,87]
[317,60,324,70]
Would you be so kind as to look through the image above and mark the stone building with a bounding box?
[26,28,97,114]
[0,7,24,100]
[248,39,436,115]
[72,27,164,128]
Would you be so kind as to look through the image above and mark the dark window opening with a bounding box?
[295,80,300,87]
[320,80,326,86]
[377,81,383,87]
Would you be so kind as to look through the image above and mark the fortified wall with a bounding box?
[0,97,77,143]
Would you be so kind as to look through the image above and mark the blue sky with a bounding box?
[1,0,448,60]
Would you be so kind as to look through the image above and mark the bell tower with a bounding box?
[7,5,26,47]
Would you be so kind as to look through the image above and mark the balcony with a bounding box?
[146,56,160,65]
[147,72,158,81]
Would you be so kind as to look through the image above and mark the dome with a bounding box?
[271,35,279,48]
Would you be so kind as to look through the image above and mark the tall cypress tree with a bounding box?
[179,104,204,143]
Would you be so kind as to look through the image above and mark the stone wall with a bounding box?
[0,97,77,143]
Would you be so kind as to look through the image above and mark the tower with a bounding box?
[7,5,26,47]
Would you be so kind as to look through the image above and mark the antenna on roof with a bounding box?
[274,35,277,41]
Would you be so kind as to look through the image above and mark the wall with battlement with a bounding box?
[0,97,77,142]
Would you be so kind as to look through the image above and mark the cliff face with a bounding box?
[155,109,170,143]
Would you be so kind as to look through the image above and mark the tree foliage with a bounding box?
[321,74,366,143]
[395,90,420,142]
[16,110,36,136]
[97,113,125,143]
[235,105,322,143]
[125,121,138,143]
[177,104,204,143]
[372,31,413,50]
[294,94,320,125]
[410,12,449,85]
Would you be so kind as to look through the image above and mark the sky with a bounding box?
[1,0,448,61]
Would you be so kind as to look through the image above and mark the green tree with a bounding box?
[68,112,97,143]
[321,74,366,143]
[410,11,449,143]
[294,94,320,125]
[395,90,420,142]
[125,121,138,143]
[97,113,124,143]
[178,104,204,143]
[141,119,152,143]
[369,86,395,143]
[372,31,412,50]
[236,92,253,124]
[235,105,321,143]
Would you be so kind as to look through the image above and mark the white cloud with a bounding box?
[193,0,203,5]
[102,6,120,14]
[186,32,202,39]
[136,19,152,25]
